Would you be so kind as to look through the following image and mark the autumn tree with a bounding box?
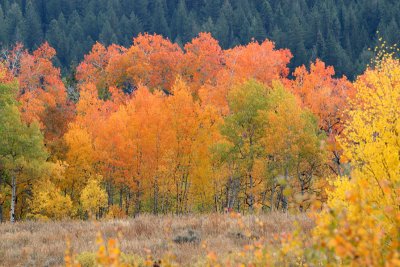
[30,179,73,220]
[8,43,75,159]
[199,38,292,116]
[225,40,292,86]
[76,43,126,99]
[161,78,205,213]
[315,55,400,265]
[122,86,169,214]
[67,72,128,214]
[0,33,364,219]
[261,83,325,211]
[182,33,225,94]
[64,124,96,203]
[80,178,108,219]
[218,80,269,211]
[291,60,354,176]
[0,80,48,222]
[94,103,138,215]
[108,34,183,92]
[215,80,325,212]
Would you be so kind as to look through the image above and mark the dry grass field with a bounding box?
[0,213,313,266]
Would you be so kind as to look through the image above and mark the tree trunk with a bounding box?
[119,188,123,209]
[125,189,130,216]
[153,176,159,214]
[175,177,180,214]
[226,174,238,210]
[182,173,189,213]
[10,175,16,223]
[134,181,141,217]
[281,168,289,211]
[261,191,267,212]
[231,176,240,211]
[225,176,232,210]
[248,172,254,212]
[107,182,113,207]
[270,182,276,212]
[0,173,3,223]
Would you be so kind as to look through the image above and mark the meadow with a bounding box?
[0,213,312,266]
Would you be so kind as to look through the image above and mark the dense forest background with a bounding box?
[0,0,398,79]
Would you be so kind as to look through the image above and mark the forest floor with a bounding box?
[0,212,313,267]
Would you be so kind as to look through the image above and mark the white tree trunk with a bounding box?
[10,175,16,223]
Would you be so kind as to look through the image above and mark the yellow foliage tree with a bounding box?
[314,55,400,265]
[30,180,73,220]
[64,124,96,202]
[80,178,108,219]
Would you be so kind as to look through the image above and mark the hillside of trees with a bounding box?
[1,0,400,78]
[1,32,400,264]
[1,1,400,265]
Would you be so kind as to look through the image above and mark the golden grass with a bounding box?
[0,212,313,266]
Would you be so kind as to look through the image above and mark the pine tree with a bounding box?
[99,21,116,46]
[288,17,308,68]
[0,6,7,45]
[233,2,250,44]
[6,3,26,44]
[258,0,273,33]
[24,0,43,48]
[215,13,230,48]
[134,0,149,31]
[249,14,267,42]
[151,0,170,38]
[82,10,98,40]
[129,11,143,38]
[172,0,191,42]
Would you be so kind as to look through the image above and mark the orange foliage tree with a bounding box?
[10,43,75,158]
[225,40,292,85]
[199,39,292,116]
[181,33,225,94]
[108,34,183,92]
[290,60,355,176]
[76,43,126,99]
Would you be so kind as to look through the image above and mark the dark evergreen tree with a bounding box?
[214,12,230,48]
[233,2,250,44]
[24,0,43,48]
[99,21,117,46]
[287,18,307,68]
[129,11,143,38]
[151,0,170,37]
[0,6,7,45]
[134,0,149,31]
[6,3,26,44]
[82,11,98,40]
[249,14,266,42]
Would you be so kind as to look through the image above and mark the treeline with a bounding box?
[0,0,399,78]
[0,33,356,221]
